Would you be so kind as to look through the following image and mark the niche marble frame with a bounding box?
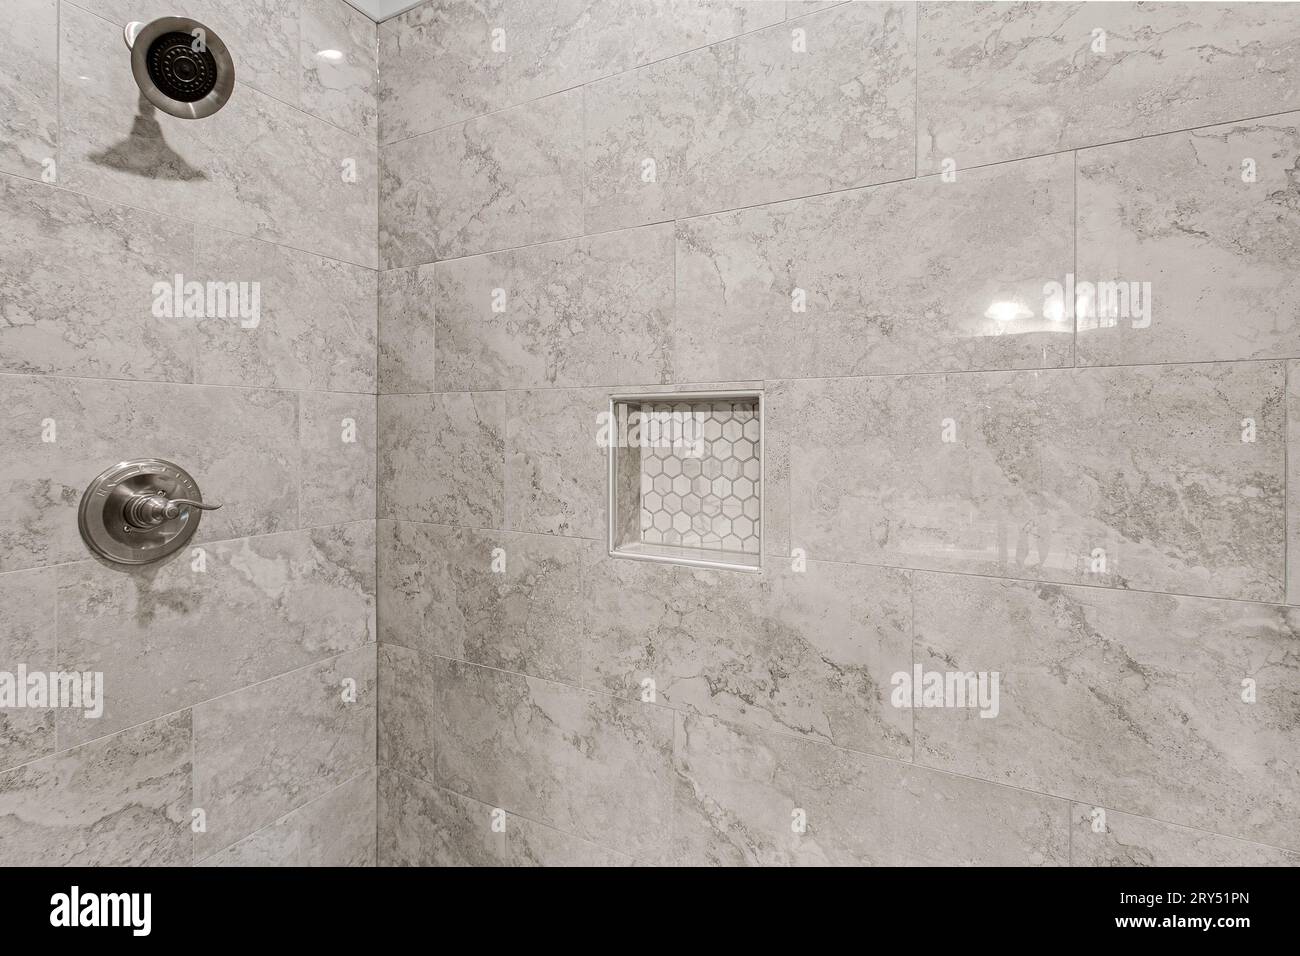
[607,391,764,572]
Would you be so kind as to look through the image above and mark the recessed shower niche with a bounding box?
[607,392,762,571]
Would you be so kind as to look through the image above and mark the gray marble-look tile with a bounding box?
[193,644,376,857]
[1077,116,1300,366]
[57,522,375,747]
[380,89,583,267]
[300,392,377,527]
[378,0,785,145]
[378,642,437,784]
[0,173,195,382]
[671,713,1069,866]
[674,153,1074,381]
[0,567,57,772]
[378,264,437,394]
[71,0,302,107]
[60,3,377,268]
[584,2,916,233]
[787,361,1285,602]
[432,657,675,862]
[204,770,377,866]
[585,553,912,758]
[194,230,377,392]
[1289,362,1300,604]
[914,573,1300,850]
[505,388,607,538]
[378,392,506,527]
[1070,804,1299,867]
[0,0,57,179]
[435,224,674,391]
[378,769,505,866]
[0,711,191,866]
[0,375,299,573]
[506,812,636,867]
[762,380,791,557]
[379,521,588,684]
[917,1,1300,172]
[300,0,378,140]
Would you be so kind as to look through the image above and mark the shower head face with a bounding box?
[126,17,235,119]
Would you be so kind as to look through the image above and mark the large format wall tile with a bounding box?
[0,567,58,772]
[378,643,438,783]
[913,574,1300,850]
[72,0,302,107]
[0,173,194,382]
[378,770,505,866]
[380,89,583,267]
[1289,363,1300,605]
[300,392,377,527]
[786,362,1285,601]
[378,265,437,394]
[918,1,1300,171]
[379,521,589,684]
[1077,116,1300,366]
[585,555,912,758]
[300,0,379,140]
[674,153,1074,381]
[584,2,916,232]
[378,0,785,144]
[60,4,377,268]
[432,658,675,861]
[505,812,636,866]
[671,714,1069,866]
[0,375,298,572]
[0,0,57,179]
[193,645,376,857]
[434,225,674,391]
[505,388,607,538]
[0,712,192,866]
[1070,805,1299,867]
[57,522,375,747]
[378,392,507,527]
[205,770,377,866]
[194,231,377,392]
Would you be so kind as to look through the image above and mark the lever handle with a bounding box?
[166,498,222,513]
[123,492,222,531]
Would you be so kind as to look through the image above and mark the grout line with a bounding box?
[409,650,1300,860]
[0,368,381,397]
[1,643,377,773]
[348,356,1296,397]
[195,766,377,865]
[377,1,851,149]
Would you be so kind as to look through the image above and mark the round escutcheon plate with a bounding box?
[77,459,212,565]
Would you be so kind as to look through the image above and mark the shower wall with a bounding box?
[376,1,1300,865]
[0,0,378,864]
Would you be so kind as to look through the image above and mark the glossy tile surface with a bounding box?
[918,1,1300,171]
[1077,116,1300,366]
[0,0,57,179]
[57,523,375,747]
[378,392,507,527]
[584,2,916,232]
[786,362,1285,601]
[585,555,913,758]
[380,89,583,266]
[914,574,1300,850]
[0,712,192,866]
[193,645,376,857]
[0,568,58,772]
[380,521,589,683]
[674,153,1074,381]
[434,225,674,390]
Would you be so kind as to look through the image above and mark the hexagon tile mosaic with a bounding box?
[640,400,760,554]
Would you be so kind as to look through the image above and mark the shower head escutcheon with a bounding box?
[123,17,235,119]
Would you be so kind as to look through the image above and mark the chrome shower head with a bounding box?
[123,17,235,119]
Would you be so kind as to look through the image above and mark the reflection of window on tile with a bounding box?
[608,392,762,571]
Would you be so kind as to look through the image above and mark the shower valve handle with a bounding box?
[123,491,222,531]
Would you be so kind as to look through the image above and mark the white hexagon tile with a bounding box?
[639,400,760,554]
